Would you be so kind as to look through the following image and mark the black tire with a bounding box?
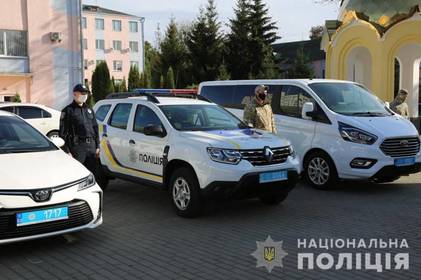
[47,130,59,138]
[95,161,110,191]
[169,167,203,218]
[304,151,338,190]
[259,191,289,205]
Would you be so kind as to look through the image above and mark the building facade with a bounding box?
[322,0,421,122]
[0,0,83,110]
[82,5,145,87]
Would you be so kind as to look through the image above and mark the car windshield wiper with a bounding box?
[350,112,386,116]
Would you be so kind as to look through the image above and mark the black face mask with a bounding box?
[259,94,266,100]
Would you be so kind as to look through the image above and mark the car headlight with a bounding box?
[207,147,241,165]
[338,122,378,145]
[78,174,96,191]
[288,146,296,158]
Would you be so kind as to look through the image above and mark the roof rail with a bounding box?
[105,92,160,103]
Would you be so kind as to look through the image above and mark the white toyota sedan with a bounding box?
[0,110,102,244]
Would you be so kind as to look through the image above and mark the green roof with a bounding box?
[272,39,325,62]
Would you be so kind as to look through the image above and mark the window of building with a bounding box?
[95,39,105,50]
[130,61,139,69]
[112,20,122,32]
[129,41,139,53]
[113,40,122,51]
[96,60,105,66]
[0,30,28,57]
[109,103,132,129]
[129,21,138,33]
[113,60,123,71]
[84,59,88,70]
[82,17,87,29]
[83,38,88,50]
[95,18,104,30]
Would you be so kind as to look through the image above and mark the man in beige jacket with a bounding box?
[243,85,277,133]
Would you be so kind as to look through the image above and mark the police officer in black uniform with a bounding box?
[59,84,99,176]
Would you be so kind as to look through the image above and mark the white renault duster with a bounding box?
[94,93,300,217]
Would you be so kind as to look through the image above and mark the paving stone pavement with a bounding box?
[0,174,420,280]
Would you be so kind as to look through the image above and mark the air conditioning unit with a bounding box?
[50,32,62,43]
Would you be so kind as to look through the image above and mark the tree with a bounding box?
[12,92,21,103]
[165,67,175,89]
[128,65,141,91]
[288,47,315,79]
[248,0,280,78]
[160,18,189,88]
[111,76,116,93]
[226,0,252,79]
[91,62,113,102]
[159,75,165,89]
[217,64,231,80]
[145,41,162,88]
[310,25,324,40]
[186,0,224,83]
[119,77,127,92]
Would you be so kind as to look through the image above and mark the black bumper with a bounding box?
[202,170,299,199]
[371,163,421,180]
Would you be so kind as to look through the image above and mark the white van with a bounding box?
[199,79,421,189]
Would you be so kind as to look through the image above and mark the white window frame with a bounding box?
[82,17,87,29]
[113,60,123,72]
[129,21,138,33]
[129,41,139,53]
[95,18,104,30]
[95,39,105,50]
[113,40,122,51]
[112,20,122,32]
[0,30,28,57]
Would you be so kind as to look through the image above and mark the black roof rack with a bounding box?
[105,92,160,103]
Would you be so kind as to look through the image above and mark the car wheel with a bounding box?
[304,151,337,190]
[259,191,289,205]
[95,161,109,191]
[47,130,59,138]
[169,167,203,218]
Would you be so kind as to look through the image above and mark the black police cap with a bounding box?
[73,84,90,93]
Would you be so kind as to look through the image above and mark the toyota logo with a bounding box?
[264,147,274,163]
[400,140,409,147]
[32,189,52,202]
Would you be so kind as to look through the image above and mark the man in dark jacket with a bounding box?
[59,84,99,175]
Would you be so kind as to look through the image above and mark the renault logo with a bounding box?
[400,140,409,147]
[32,189,52,202]
[264,147,274,163]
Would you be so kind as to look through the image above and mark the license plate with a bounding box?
[16,206,68,227]
[394,157,416,167]
[259,170,288,183]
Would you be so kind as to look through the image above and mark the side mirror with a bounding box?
[50,136,65,148]
[144,124,166,138]
[302,102,315,120]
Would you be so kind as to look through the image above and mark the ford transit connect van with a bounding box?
[199,79,421,189]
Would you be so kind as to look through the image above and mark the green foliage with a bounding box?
[119,77,127,92]
[288,47,315,79]
[217,64,231,80]
[186,0,224,83]
[159,75,165,89]
[128,66,141,91]
[91,62,113,102]
[310,25,324,40]
[165,67,175,89]
[12,92,21,103]
[160,18,189,88]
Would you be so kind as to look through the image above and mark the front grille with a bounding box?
[0,200,93,240]
[380,137,420,158]
[240,147,291,166]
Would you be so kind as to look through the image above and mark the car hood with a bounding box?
[338,115,418,138]
[180,129,290,149]
[0,150,90,190]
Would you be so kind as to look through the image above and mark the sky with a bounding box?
[83,0,340,45]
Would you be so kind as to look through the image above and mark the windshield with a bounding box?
[308,83,392,116]
[0,116,57,154]
[160,105,248,131]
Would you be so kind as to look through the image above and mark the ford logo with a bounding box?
[32,189,52,202]
[264,147,274,163]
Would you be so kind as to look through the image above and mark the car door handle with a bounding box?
[129,140,136,145]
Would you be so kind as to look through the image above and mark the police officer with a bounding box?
[243,85,277,133]
[59,84,99,175]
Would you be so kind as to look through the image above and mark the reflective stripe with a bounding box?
[201,132,242,149]
[100,139,163,183]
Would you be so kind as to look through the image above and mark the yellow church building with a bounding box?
[322,0,421,121]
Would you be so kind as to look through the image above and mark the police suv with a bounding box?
[93,93,300,217]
